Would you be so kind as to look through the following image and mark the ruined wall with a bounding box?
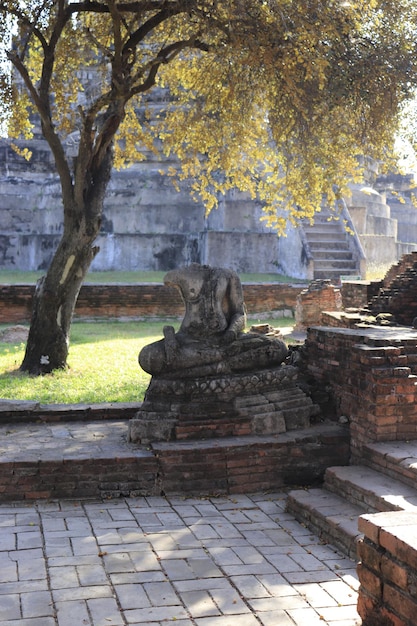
[0,139,282,275]
[0,282,303,324]
[302,326,417,459]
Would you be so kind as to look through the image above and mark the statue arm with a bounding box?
[222,274,247,343]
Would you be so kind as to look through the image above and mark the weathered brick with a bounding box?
[357,563,382,600]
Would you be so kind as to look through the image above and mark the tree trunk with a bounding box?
[20,238,99,374]
[20,147,113,375]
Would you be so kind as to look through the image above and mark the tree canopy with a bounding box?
[1,0,416,232]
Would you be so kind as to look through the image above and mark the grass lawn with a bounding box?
[0,317,295,405]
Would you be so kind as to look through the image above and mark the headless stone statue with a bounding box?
[139,264,288,378]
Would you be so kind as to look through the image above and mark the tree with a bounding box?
[0,0,416,374]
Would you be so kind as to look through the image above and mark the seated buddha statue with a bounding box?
[139,263,288,379]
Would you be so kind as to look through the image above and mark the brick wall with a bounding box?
[294,281,342,329]
[369,252,417,325]
[357,510,417,626]
[0,282,303,324]
[302,326,417,459]
[341,280,382,310]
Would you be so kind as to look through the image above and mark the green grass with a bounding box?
[0,317,294,404]
[364,262,391,282]
[0,270,305,284]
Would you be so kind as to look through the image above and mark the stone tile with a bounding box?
[248,594,309,612]
[16,530,43,550]
[320,580,358,605]
[257,610,300,626]
[0,557,18,583]
[1,619,56,626]
[21,590,54,618]
[71,536,99,556]
[0,580,48,595]
[256,573,299,597]
[293,582,338,608]
[101,552,136,573]
[210,586,250,614]
[160,558,197,581]
[283,570,339,584]
[17,557,48,581]
[195,616,261,626]
[191,524,222,540]
[130,550,163,572]
[260,553,302,572]
[115,583,150,610]
[87,596,125,625]
[318,604,362,622]
[207,546,243,566]
[0,594,21,621]
[289,551,329,571]
[110,571,167,585]
[221,562,277,576]
[286,607,328,625]
[77,563,108,586]
[55,599,91,626]
[49,565,79,589]
[0,532,17,551]
[143,580,180,606]
[180,590,220,617]
[124,605,189,623]
[189,557,223,578]
[173,578,231,593]
[52,585,112,602]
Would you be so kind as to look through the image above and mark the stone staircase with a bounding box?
[302,210,361,281]
[286,440,417,559]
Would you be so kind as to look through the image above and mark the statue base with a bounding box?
[128,364,318,444]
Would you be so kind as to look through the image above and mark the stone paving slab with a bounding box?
[0,420,147,462]
[0,492,361,625]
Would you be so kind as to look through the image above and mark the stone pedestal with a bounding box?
[128,364,317,444]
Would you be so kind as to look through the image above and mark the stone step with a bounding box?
[286,487,364,559]
[325,465,417,513]
[313,259,357,270]
[303,224,344,234]
[304,232,348,242]
[362,440,417,491]
[308,241,352,251]
[313,269,359,280]
[313,250,354,260]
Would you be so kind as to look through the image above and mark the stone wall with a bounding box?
[357,510,417,626]
[0,282,303,324]
[0,139,283,275]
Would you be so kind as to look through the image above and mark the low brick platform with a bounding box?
[0,417,349,501]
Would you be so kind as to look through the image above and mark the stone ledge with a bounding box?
[0,400,141,423]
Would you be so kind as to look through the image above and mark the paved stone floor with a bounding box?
[0,492,361,626]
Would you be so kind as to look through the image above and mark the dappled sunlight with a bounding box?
[0,318,292,404]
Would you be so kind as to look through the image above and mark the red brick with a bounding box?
[357,537,383,573]
[383,582,417,623]
[381,555,409,591]
[357,563,382,599]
